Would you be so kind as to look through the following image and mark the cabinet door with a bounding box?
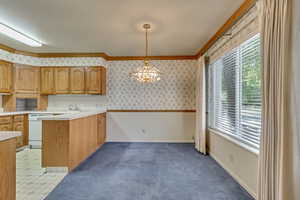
[55,67,70,94]
[0,60,12,93]
[40,67,55,94]
[13,122,24,148]
[97,113,106,146]
[15,65,40,93]
[70,68,85,94]
[86,67,101,94]
[100,67,106,95]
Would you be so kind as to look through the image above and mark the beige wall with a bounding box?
[207,129,258,198]
[288,0,300,198]
[107,112,195,142]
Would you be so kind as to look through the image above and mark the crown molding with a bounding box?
[0,43,15,53]
[0,44,197,60]
[195,0,256,58]
[0,0,254,61]
[107,110,196,112]
[37,52,109,59]
[106,55,198,61]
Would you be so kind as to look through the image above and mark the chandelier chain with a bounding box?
[145,26,148,60]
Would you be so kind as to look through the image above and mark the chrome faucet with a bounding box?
[68,104,81,111]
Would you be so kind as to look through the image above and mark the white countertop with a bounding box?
[0,108,106,120]
[37,109,107,120]
[0,111,71,116]
[0,131,22,142]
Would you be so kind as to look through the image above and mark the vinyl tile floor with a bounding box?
[16,148,67,200]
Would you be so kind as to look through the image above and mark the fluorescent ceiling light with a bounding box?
[0,23,42,47]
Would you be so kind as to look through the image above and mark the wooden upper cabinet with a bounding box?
[86,67,102,94]
[40,67,55,94]
[70,68,85,94]
[0,60,12,93]
[100,67,106,95]
[55,68,70,94]
[14,65,40,94]
[85,66,106,95]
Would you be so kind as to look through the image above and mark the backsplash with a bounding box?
[47,95,108,111]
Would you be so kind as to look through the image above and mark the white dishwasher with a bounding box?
[29,113,57,149]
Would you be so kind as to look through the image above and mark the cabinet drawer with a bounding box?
[0,123,12,131]
[13,122,24,131]
[13,115,24,122]
[0,116,12,124]
[16,136,24,148]
[14,115,24,122]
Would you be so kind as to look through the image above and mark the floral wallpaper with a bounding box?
[0,49,197,110]
[107,60,197,110]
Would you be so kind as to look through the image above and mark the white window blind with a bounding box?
[208,34,261,148]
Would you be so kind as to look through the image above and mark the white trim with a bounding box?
[209,128,259,155]
[209,150,257,199]
[106,139,194,143]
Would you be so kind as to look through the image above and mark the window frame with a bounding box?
[208,34,261,150]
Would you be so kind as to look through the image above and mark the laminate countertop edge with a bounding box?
[38,109,107,120]
[0,111,76,116]
[0,131,22,142]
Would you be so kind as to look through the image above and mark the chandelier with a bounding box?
[130,24,162,83]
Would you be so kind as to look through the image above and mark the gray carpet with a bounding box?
[45,143,254,200]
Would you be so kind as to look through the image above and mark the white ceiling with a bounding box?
[0,0,244,56]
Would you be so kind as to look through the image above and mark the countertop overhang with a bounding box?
[0,131,22,142]
[37,109,107,120]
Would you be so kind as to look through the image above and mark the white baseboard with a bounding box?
[209,151,257,199]
[106,139,194,143]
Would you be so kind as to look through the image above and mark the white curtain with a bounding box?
[195,56,206,154]
[257,0,299,199]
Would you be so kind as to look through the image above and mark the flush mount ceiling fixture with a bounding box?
[130,24,162,83]
[0,23,42,47]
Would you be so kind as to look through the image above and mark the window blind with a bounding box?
[208,34,261,148]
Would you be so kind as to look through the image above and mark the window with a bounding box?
[208,34,261,148]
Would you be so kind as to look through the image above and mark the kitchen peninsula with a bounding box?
[0,131,21,200]
[41,109,106,171]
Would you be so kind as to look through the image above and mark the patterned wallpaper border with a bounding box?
[0,49,107,67]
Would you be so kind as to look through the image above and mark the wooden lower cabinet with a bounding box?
[13,121,24,148]
[0,123,12,131]
[97,113,106,146]
[0,115,28,149]
[42,113,106,171]
[0,138,16,200]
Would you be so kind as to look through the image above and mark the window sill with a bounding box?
[208,128,259,156]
